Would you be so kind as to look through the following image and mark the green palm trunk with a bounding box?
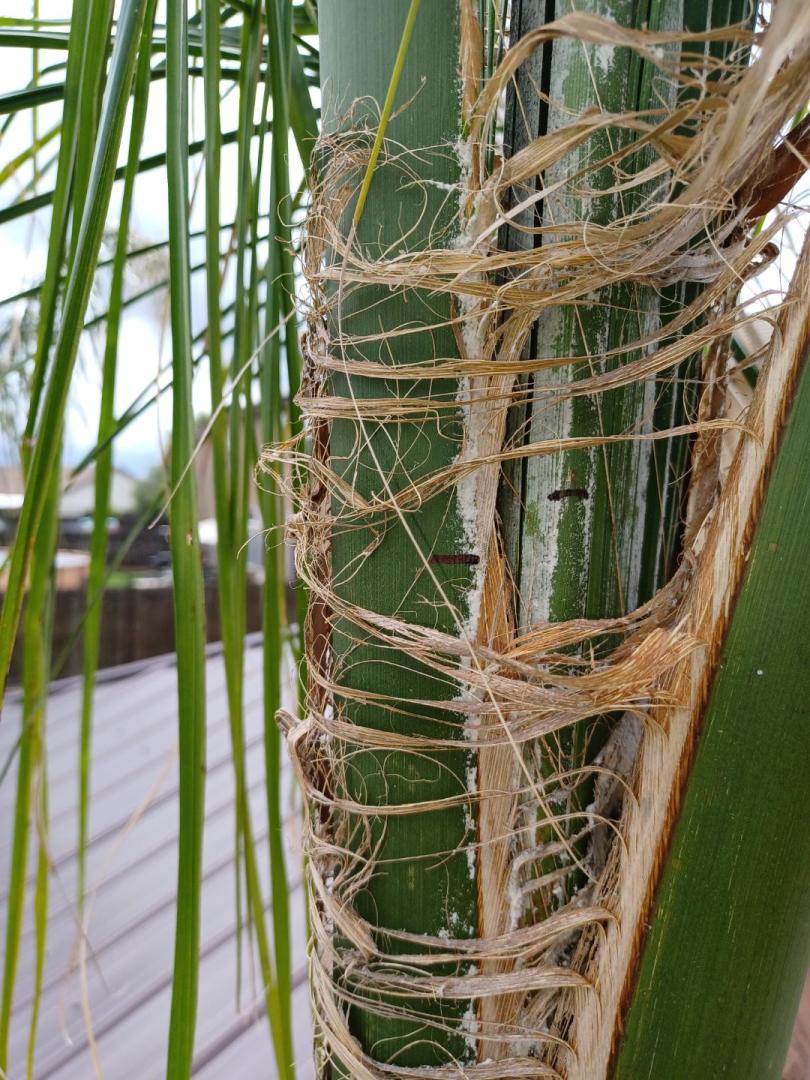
[317,2,479,1070]
[313,1,810,1077]
[501,0,684,924]
[501,0,749,922]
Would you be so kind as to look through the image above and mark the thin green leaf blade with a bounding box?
[164,0,207,1073]
[77,0,158,922]
[0,479,58,1072]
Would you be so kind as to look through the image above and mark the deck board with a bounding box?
[193,979,315,1080]
[1,639,311,1079]
[0,667,236,819]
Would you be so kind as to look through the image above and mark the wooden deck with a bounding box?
[0,638,313,1079]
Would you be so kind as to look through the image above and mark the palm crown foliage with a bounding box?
[0,2,316,1076]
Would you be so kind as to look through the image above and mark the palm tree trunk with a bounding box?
[313,2,479,1072]
[303,2,810,1076]
[500,0,689,931]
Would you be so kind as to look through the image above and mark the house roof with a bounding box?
[0,463,141,518]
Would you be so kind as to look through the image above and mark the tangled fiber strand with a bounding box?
[265,3,810,1076]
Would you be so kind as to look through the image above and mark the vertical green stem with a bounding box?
[165,0,208,1073]
[66,0,116,267]
[26,746,49,1080]
[265,0,307,686]
[21,0,93,446]
[262,1,303,1061]
[0,478,57,1073]
[77,0,157,920]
